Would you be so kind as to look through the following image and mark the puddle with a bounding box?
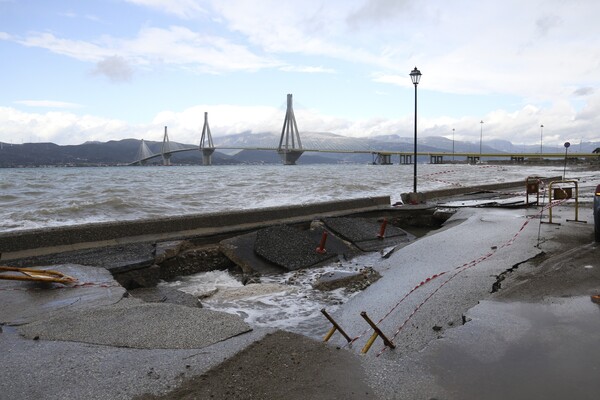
[425,297,600,400]
[162,250,388,339]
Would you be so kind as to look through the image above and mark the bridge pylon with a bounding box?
[277,93,304,165]
[135,139,153,165]
[161,126,172,166]
[199,112,215,166]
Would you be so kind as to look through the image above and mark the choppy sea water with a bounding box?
[0,163,584,232]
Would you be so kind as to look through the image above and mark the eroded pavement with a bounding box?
[336,206,600,400]
[1,201,598,399]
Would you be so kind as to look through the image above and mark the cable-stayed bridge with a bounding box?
[131,94,600,166]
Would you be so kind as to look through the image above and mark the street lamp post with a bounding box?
[563,142,570,179]
[479,120,484,159]
[452,128,455,161]
[410,67,422,193]
[540,124,544,158]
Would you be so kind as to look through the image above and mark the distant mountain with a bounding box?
[0,140,236,167]
[1,133,598,167]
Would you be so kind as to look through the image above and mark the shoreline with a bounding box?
[0,177,563,260]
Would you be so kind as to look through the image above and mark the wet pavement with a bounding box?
[354,204,600,399]
[0,264,126,325]
[375,297,600,400]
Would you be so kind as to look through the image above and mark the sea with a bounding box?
[0,163,585,232]
[2,163,598,337]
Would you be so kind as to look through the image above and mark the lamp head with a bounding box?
[410,67,422,85]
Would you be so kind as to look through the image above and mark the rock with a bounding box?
[159,246,235,280]
[242,273,261,285]
[154,240,193,264]
[312,267,381,292]
[211,283,297,301]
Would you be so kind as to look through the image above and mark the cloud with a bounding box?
[13,100,83,109]
[4,1,600,148]
[4,92,600,147]
[58,10,102,22]
[210,1,383,66]
[535,14,562,37]
[92,55,134,82]
[346,0,412,29]
[58,11,77,18]
[573,87,595,97]
[0,107,135,145]
[279,65,336,73]
[6,1,600,101]
[207,0,600,104]
[123,0,206,19]
[11,26,282,74]
[17,32,111,62]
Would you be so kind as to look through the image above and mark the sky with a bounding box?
[1,0,600,149]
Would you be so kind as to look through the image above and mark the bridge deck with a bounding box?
[131,146,599,165]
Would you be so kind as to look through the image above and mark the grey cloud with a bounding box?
[573,87,595,96]
[535,14,562,37]
[346,0,411,28]
[92,55,133,82]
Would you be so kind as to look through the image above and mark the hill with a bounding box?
[1,133,598,167]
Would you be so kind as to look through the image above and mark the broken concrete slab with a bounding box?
[18,299,252,349]
[129,286,202,308]
[7,242,156,273]
[323,217,412,252]
[220,231,284,275]
[254,225,350,271]
[0,264,126,326]
[221,224,355,274]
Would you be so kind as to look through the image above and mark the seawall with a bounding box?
[0,196,391,260]
[0,176,563,261]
